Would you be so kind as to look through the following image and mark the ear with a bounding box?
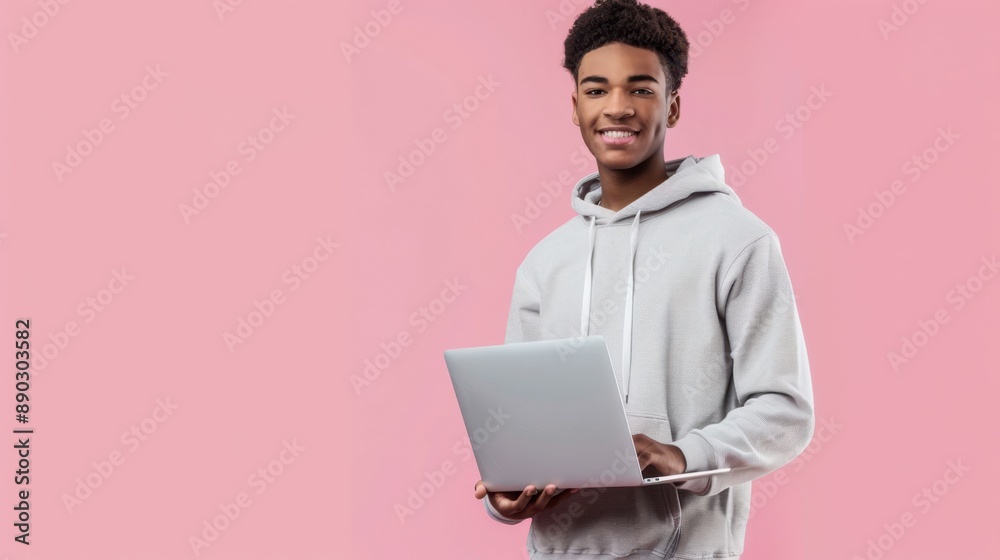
[666,91,681,128]
[571,89,580,127]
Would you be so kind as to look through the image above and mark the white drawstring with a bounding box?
[622,210,641,404]
[580,215,598,336]
[579,211,642,404]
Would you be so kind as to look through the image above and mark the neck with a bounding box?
[596,156,670,212]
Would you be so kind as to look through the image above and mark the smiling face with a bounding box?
[571,42,680,172]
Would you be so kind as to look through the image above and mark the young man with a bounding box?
[472,0,815,558]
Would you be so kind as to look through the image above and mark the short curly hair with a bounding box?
[562,0,690,92]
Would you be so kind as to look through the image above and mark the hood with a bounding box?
[572,154,740,404]
[571,154,740,223]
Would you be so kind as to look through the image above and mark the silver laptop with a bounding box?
[443,335,730,492]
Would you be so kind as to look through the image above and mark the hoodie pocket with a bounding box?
[527,411,683,557]
[528,484,682,557]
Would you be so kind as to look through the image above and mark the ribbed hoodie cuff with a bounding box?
[670,433,717,495]
[483,497,524,525]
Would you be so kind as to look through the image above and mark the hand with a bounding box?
[632,434,687,478]
[474,480,579,520]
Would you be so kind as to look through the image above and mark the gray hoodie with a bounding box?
[482,154,815,559]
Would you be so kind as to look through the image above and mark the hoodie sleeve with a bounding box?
[504,267,543,345]
[480,267,541,524]
[671,232,815,496]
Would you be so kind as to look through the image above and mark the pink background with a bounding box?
[1,0,997,558]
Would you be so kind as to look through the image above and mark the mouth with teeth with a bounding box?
[599,129,639,146]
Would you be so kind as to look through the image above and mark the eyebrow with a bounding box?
[579,74,659,86]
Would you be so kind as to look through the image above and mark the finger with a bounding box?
[474,481,487,500]
[634,443,657,471]
[492,489,524,507]
[528,484,559,512]
[632,436,649,458]
[496,485,537,516]
[633,447,649,470]
[527,485,580,516]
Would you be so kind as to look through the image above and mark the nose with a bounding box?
[602,89,635,119]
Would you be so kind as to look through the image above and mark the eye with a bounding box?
[585,88,655,96]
